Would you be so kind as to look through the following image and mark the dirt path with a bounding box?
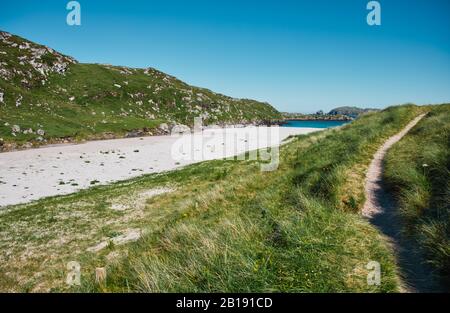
[362,113,444,293]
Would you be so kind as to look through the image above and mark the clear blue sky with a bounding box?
[1,0,449,113]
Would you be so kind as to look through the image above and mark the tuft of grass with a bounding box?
[384,104,450,285]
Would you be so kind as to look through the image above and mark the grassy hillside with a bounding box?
[384,104,450,284]
[0,104,424,292]
[0,30,281,150]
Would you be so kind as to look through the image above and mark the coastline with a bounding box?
[0,120,285,153]
[0,126,320,208]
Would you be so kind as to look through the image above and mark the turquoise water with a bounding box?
[282,120,349,129]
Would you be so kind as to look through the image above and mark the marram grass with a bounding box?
[0,104,427,292]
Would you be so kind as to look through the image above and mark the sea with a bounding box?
[281,120,350,129]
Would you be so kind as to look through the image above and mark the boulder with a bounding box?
[11,125,20,133]
[159,123,169,133]
[171,124,191,135]
[15,95,22,107]
[23,142,33,149]
[204,124,221,130]
[125,130,144,138]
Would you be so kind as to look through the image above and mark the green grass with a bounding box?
[0,104,426,292]
[384,104,450,285]
[291,105,427,212]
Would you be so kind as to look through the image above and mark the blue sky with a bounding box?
[1,0,449,113]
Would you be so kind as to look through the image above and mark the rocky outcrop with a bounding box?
[0,31,77,88]
[171,124,191,135]
[159,123,169,134]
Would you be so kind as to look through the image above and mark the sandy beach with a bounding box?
[0,126,320,208]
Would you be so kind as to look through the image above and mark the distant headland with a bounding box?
[282,106,379,121]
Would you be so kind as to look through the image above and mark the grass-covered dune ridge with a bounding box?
[384,104,450,285]
[291,104,427,213]
[0,30,281,150]
[0,104,425,292]
[81,105,423,292]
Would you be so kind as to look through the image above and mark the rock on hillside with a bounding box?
[0,31,76,88]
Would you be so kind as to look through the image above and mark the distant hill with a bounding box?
[328,106,378,118]
[282,106,378,121]
[0,30,281,150]
[282,112,351,121]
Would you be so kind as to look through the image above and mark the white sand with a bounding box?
[0,126,320,207]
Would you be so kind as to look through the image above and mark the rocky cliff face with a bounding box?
[0,30,281,150]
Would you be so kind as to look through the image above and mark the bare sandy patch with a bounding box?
[87,228,142,253]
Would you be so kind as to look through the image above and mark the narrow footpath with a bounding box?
[363,113,444,292]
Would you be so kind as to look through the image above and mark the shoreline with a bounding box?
[0,126,320,208]
[0,121,285,154]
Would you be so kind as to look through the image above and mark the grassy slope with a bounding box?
[0,31,281,147]
[384,104,450,284]
[0,104,424,292]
